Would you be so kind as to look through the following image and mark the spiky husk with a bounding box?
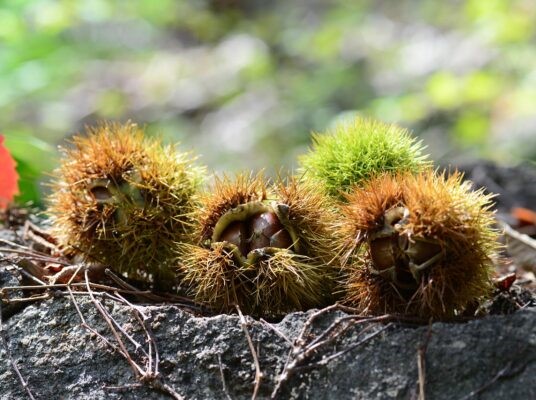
[298,117,431,199]
[341,171,500,319]
[179,173,339,318]
[179,242,330,317]
[195,172,269,243]
[273,177,342,267]
[47,122,204,288]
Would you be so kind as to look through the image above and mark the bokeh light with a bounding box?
[1,0,535,204]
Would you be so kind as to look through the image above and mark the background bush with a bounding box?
[1,0,535,205]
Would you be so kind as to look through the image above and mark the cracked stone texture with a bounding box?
[0,296,534,400]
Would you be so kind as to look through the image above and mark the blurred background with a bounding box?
[1,0,536,206]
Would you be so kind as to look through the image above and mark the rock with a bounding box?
[0,297,534,400]
[449,160,536,212]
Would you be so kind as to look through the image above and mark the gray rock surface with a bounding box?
[0,295,535,400]
[1,215,535,399]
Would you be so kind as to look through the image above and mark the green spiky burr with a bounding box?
[298,117,432,199]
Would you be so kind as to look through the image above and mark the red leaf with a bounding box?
[0,134,19,209]
[512,207,536,226]
[493,273,516,292]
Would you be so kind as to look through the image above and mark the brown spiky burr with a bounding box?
[179,172,339,318]
[340,170,500,319]
[47,122,204,289]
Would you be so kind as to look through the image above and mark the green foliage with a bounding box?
[2,133,55,206]
[299,118,431,199]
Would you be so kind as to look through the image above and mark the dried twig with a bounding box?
[501,221,536,271]
[0,239,36,251]
[67,285,123,353]
[86,274,185,400]
[270,305,421,399]
[217,353,233,400]
[272,319,390,398]
[16,259,47,282]
[417,321,433,400]
[292,324,391,374]
[6,260,47,286]
[5,294,53,303]
[110,292,158,368]
[0,248,70,265]
[104,269,203,310]
[236,305,264,400]
[260,318,292,346]
[294,303,341,348]
[0,228,191,399]
[84,269,145,377]
[0,301,36,400]
[22,221,58,254]
[1,278,202,315]
[64,270,186,399]
[0,281,175,316]
[459,358,531,400]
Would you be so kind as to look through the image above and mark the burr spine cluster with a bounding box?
[46,116,501,320]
